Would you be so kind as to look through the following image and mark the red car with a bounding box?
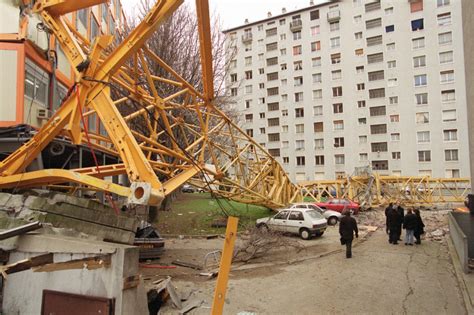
[314,199,360,215]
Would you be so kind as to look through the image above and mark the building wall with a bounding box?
[461,0,474,189]
[225,0,470,181]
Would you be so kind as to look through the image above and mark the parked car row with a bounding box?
[255,199,360,240]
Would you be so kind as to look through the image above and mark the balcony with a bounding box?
[327,10,340,22]
[242,33,253,43]
[290,19,302,32]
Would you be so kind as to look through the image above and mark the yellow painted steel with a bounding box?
[0,0,303,209]
[211,216,238,315]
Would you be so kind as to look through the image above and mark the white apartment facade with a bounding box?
[223,0,469,182]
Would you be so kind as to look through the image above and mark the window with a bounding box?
[280,34,286,41]
[246,129,253,137]
[390,114,399,122]
[245,85,252,94]
[313,105,323,115]
[358,100,366,108]
[367,35,383,47]
[330,21,340,32]
[282,94,288,102]
[335,154,345,165]
[417,131,430,143]
[295,92,303,102]
[269,149,280,157]
[293,45,302,55]
[414,74,427,87]
[293,31,302,40]
[445,149,458,161]
[268,118,279,126]
[411,19,424,31]
[386,43,395,51]
[371,142,388,152]
[266,57,278,66]
[355,32,363,40]
[413,56,426,68]
[442,109,456,122]
[259,68,265,74]
[438,13,451,26]
[360,153,368,161]
[24,61,50,106]
[359,136,367,144]
[392,152,401,160]
[280,19,286,25]
[296,156,306,166]
[370,124,387,134]
[367,53,383,64]
[333,103,343,113]
[385,25,394,33]
[331,53,341,64]
[446,169,460,178]
[389,96,398,104]
[358,118,367,125]
[267,102,279,111]
[365,1,381,12]
[267,72,278,81]
[415,93,428,105]
[259,83,265,89]
[245,114,253,123]
[370,106,386,116]
[412,37,425,49]
[311,26,320,36]
[283,157,289,164]
[334,137,345,148]
[257,25,263,31]
[366,18,382,29]
[313,73,322,83]
[295,108,304,118]
[410,0,423,12]
[310,9,320,20]
[315,155,325,165]
[444,129,457,141]
[385,7,393,15]
[438,32,452,45]
[267,87,279,96]
[296,140,305,150]
[313,89,322,100]
[368,70,384,81]
[282,125,288,133]
[440,70,454,83]
[332,70,342,80]
[442,90,455,102]
[334,120,344,130]
[281,64,287,71]
[357,83,365,90]
[312,57,321,67]
[294,76,303,86]
[387,60,396,68]
[244,57,252,66]
[266,42,278,51]
[388,79,397,87]
[356,66,364,74]
[354,15,362,23]
[355,49,364,56]
[438,0,450,7]
[245,100,251,109]
[268,133,280,142]
[230,88,237,96]
[311,41,321,52]
[391,133,400,141]
[369,88,385,99]
[245,71,253,80]
[230,73,237,83]
[314,122,324,132]
[416,112,429,124]
[258,97,265,104]
[294,61,303,71]
[439,51,453,64]
[266,27,277,37]
[332,87,342,97]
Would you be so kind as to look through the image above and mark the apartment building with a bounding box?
[224,0,469,182]
[0,0,126,129]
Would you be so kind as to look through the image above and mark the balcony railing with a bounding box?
[327,10,340,22]
[242,33,253,43]
[290,19,302,32]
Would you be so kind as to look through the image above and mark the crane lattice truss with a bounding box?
[300,175,470,208]
[0,0,302,209]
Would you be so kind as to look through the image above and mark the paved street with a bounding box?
[177,230,467,314]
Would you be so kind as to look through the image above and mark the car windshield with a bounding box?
[306,210,324,220]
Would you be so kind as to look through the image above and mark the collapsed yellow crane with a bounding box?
[0,0,302,210]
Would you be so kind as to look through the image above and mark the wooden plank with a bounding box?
[0,221,42,240]
[33,255,111,273]
[0,253,53,277]
[171,260,202,270]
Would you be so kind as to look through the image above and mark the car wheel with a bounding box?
[328,216,338,226]
[299,228,311,240]
[315,231,324,237]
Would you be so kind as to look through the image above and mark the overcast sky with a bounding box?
[121,0,326,29]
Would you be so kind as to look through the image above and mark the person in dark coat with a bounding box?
[339,209,359,258]
[385,202,393,243]
[403,209,417,245]
[413,209,425,244]
[394,201,405,241]
[386,206,402,244]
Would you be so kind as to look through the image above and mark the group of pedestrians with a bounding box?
[385,201,425,245]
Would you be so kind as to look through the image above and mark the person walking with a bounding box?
[413,209,425,244]
[403,209,417,246]
[387,206,402,244]
[339,209,358,258]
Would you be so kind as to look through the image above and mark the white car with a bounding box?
[256,208,327,240]
[289,203,342,226]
